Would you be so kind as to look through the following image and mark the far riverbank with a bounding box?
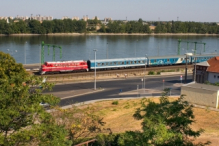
[1,33,219,36]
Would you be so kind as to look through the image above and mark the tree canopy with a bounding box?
[94,90,210,146]
[0,51,72,145]
[1,19,219,34]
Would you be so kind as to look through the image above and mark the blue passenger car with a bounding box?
[87,53,217,71]
[88,58,148,70]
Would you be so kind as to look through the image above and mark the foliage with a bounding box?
[123,92,210,145]
[94,91,210,146]
[1,19,219,34]
[0,51,71,145]
[148,71,155,75]
[51,105,105,145]
[112,100,119,105]
[205,81,219,86]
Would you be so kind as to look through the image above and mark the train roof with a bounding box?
[88,53,218,62]
[46,60,86,64]
[88,55,183,62]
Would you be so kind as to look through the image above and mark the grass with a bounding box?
[79,97,219,145]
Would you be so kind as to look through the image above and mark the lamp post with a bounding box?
[93,49,98,90]
[24,41,27,64]
[135,40,138,57]
[184,53,193,84]
[141,78,143,89]
[144,54,148,90]
[192,50,196,82]
[106,42,108,59]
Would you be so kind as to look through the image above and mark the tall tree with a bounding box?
[0,52,71,145]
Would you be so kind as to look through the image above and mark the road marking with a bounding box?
[61,89,104,99]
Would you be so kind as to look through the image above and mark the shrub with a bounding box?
[148,71,155,75]
[112,100,119,105]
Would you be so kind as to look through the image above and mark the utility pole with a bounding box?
[144,54,148,90]
[93,49,98,90]
[185,55,188,83]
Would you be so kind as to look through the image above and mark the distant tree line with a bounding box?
[0,18,219,34]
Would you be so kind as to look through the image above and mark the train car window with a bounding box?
[113,62,116,65]
[217,76,219,79]
[154,59,156,62]
[102,63,104,66]
[110,62,112,65]
[122,62,124,65]
[134,61,136,64]
[181,58,183,61]
[97,63,101,66]
[167,59,169,62]
[118,62,121,65]
[106,62,108,65]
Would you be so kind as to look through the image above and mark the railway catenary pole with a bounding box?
[41,41,62,64]
[178,39,206,55]
[93,49,98,90]
[144,54,148,90]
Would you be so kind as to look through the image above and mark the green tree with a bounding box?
[0,52,71,145]
[41,20,55,34]
[125,91,210,145]
[28,20,42,34]
[96,91,210,145]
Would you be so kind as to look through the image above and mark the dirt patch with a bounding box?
[81,98,219,145]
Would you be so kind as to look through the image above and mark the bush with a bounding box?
[112,100,119,105]
[148,71,155,75]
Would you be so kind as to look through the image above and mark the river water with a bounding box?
[0,35,218,64]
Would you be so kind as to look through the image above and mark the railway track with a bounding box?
[34,64,193,78]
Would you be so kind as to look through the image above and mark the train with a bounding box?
[40,53,217,75]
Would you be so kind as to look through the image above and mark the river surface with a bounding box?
[0,35,219,64]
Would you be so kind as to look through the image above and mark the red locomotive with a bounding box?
[40,60,88,74]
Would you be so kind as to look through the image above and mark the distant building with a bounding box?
[15,16,29,20]
[30,15,53,21]
[0,16,13,20]
[193,56,219,83]
[72,17,80,21]
[92,16,99,20]
[82,16,89,21]
[62,16,69,20]
[181,82,219,108]
[102,17,112,25]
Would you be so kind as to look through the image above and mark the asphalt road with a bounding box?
[45,74,192,106]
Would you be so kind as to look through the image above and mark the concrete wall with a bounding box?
[208,72,219,83]
[181,86,218,108]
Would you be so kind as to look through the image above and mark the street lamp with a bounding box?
[24,41,27,64]
[144,54,148,90]
[135,40,138,57]
[192,50,197,82]
[141,78,143,89]
[184,53,193,84]
[106,42,108,59]
[93,49,98,90]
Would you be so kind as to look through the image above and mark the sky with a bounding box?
[1,0,219,22]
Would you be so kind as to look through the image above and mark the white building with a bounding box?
[72,17,80,21]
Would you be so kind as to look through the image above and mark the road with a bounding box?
[44,74,192,107]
